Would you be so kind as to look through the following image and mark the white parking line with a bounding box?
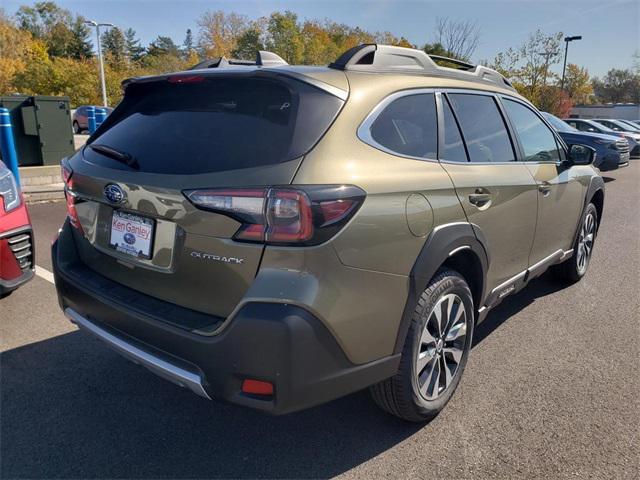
[35,266,55,285]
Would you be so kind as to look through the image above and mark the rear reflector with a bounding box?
[242,379,274,396]
[185,185,365,246]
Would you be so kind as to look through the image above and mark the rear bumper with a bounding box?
[0,268,34,295]
[52,223,399,414]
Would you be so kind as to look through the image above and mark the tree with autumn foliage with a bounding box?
[563,63,593,105]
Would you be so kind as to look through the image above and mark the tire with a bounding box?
[370,269,474,422]
[0,290,12,300]
[73,121,81,134]
[555,203,598,283]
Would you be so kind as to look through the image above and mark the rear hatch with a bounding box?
[65,71,344,323]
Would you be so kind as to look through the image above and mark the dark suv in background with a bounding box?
[542,113,629,170]
[565,118,640,158]
[53,45,604,421]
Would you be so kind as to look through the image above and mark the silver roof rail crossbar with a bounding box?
[329,44,515,91]
[428,55,476,70]
[255,50,288,67]
[189,50,289,70]
[329,44,437,72]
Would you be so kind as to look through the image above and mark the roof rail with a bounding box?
[255,50,288,67]
[428,55,475,70]
[328,44,514,91]
[189,50,288,70]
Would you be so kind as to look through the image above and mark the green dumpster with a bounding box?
[0,95,75,167]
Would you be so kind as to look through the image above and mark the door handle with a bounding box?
[468,189,492,207]
[538,182,552,196]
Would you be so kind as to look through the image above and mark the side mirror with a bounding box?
[568,144,596,165]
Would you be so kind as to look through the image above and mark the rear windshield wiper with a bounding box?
[88,144,139,169]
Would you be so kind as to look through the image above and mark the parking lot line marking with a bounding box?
[35,266,55,285]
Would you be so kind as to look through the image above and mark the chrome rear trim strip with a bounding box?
[65,308,211,400]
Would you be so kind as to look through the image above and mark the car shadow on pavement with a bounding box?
[0,331,422,479]
[473,271,564,347]
[2,271,567,479]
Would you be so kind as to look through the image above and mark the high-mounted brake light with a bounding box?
[61,158,83,234]
[185,185,365,246]
[167,74,205,84]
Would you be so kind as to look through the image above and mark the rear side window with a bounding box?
[85,76,343,174]
[572,121,596,133]
[599,121,621,131]
[448,93,515,163]
[440,96,468,162]
[503,99,560,163]
[369,93,437,159]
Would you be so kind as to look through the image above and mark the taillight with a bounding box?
[61,158,83,234]
[185,185,365,246]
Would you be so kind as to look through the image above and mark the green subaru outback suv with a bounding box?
[53,45,604,421]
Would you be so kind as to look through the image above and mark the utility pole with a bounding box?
[561,35,582,91]
[86,20,114,107]
[537,49,560,86]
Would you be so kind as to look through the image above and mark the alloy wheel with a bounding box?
[576,212,595,275]
[416,293,468,400]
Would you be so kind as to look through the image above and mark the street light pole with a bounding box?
[86,20,114,107]
[561,35,582,91]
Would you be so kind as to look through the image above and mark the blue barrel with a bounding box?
[87,106,96,134]
[0,107,20,185]
[95,108,107,129]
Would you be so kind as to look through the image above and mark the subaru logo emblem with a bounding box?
[104,184,125,204]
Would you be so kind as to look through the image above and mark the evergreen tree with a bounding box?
[66,16,92,59]
[101,26,127,65]
[183,28,194,56]
[124,28,144,62]
[147,35,180,57]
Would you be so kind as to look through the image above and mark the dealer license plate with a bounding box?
[109,210,155,259]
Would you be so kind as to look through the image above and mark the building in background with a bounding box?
[570,104,640,120]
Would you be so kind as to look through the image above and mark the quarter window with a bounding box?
[369,93,438,159]
[447,93,515,163]
[440,96,468,162]
[503,99,560,163]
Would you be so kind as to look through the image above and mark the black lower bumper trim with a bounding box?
[52,223,400,414]
[0,269,34,295]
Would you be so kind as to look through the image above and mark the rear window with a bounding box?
[369,93,437,159]
[84,75,343,174]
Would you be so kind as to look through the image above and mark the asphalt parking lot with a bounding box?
[1,162,639,479]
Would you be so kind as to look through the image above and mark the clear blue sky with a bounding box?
[4,0,638,77]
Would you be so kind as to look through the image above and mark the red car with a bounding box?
[0,161,34,298]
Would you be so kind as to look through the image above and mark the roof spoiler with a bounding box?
[189,51,288,70]
[328,43,514,91]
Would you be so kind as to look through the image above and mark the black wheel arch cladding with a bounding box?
[393,222,489,354]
